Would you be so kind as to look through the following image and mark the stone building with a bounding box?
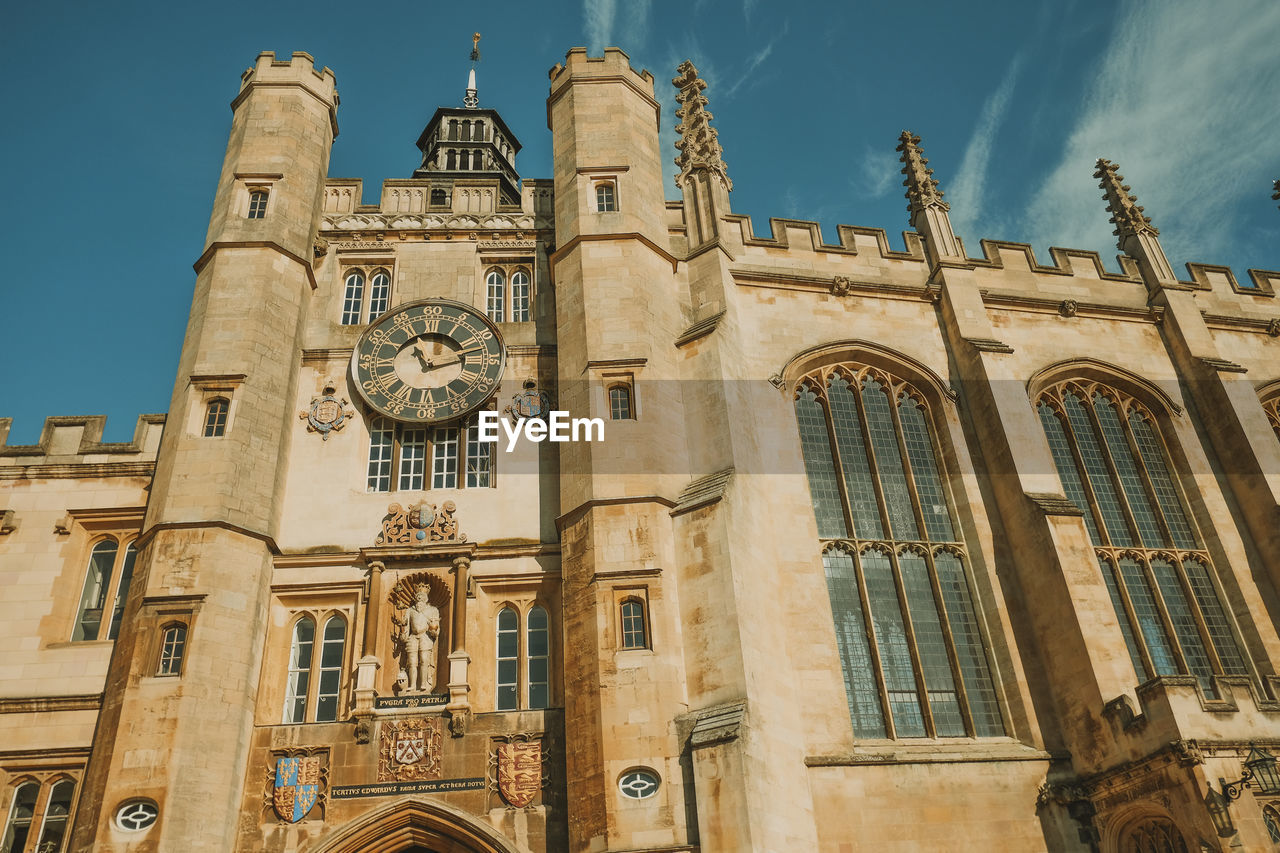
[2,45,1280,853]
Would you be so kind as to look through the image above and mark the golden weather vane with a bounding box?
[471,33,481,62]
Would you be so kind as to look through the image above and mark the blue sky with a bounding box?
[2,0,1277,443]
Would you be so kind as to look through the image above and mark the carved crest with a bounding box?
[504,379,551,424]
[375,500,466,545]
[1059,299,1079,318]
[494,737,543,809]
[830,276,852,297]
[378,718,443,781]
[271,753,324,823]
[299,382,353,440]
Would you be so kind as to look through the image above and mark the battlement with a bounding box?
[548,47,655,97]
[0,414,165,470]
[234,51,340,136]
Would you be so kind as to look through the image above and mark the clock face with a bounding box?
[350,298,505,423]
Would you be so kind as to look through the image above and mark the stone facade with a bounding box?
[2,46,1279,853]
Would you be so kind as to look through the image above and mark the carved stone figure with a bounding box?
[392,583,440,692]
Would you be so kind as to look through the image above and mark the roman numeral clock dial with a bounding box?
[351,298,506,423]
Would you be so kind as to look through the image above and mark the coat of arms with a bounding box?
[272,755,321,823]
[375,500,465,545]
[504,379,551,424]
[378,718,443,781]
[496,739,542,808]
[299,382,354,440]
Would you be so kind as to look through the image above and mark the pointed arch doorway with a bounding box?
[308,798,523,853]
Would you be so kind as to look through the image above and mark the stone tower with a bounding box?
[69,52,338,851]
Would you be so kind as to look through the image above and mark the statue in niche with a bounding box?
[392,583,440,693]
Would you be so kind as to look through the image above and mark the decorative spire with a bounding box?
[896,131,949,221]
[1094,158,1157,247]
[463,32,480,109]
[673,60,732,190]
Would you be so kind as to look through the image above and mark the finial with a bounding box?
[464,33,480,108]
[1094,158,1157,247]
[673,60,732,190]
[896,131,948,220]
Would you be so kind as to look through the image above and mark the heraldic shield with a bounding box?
[497,741,541,808]
[273,756,320,823]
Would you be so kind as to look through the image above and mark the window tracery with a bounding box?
[1035,380,1251,693]
[282,613,347,723]
[794,363,1004,739]
[1119,816,1189,853]
[341,267,393,326]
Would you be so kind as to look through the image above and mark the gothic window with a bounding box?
[461,120,472,141]
[794,365,1005,739]
[1036,381,1251,694]
[282,613,347,723]
[485,270,506,322]
[2,777,77,853]
[247,189,269,219]
[430,188,447,207]
[472,120,484,141]
[157,623,187,676]
[1120,817,1189,853]
[595,181,617,212]
[511,270,531,322]
[619,598,649,650]
[73,539,138,642]
[609,385,633,420]
[495,605,551,711]
[448,119,459,140]
[1264,395,1280,443]
[446,150,457,170]
[367,417,493,493]
[201,397,228,437]
[1264,804,1280,844]
[341,267,393,326]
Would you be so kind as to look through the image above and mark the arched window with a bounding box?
[36,779,75,851]
[247,188,269,219]
[527,605,550,710]
[461,120,472,141]
[619,598,648,649]
[1264,804,1280,844]
[106,544,137,640]
[2,781,39,852]
[794,365,1005,739]
[595,182,616,212]
[367,269,391,321]
[609,385,633,420]
[446,150,457,170]
[510,270,531,322]
[448,119,459,140]
[1120,816,1189,853]
[157,623,187,676]
[496,607,519,711]
[340,269,365,325]
[1264,394,1280,443]
[472,120,484,141]
[203,397,229,437]
[1036,381,1250,694]
[73,540,118,641]
[430,188,447,207]
[315,616,347,722]
[283,616,315,723]
[485,270,506,322]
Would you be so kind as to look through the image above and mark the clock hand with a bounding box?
[411,345,432,372]
[422,345,484,371]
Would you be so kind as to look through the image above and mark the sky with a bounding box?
[1,0,1277,444]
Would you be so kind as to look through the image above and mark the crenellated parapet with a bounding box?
[236,51,339,135]
[672,61,731,191]
[0,414,164,474]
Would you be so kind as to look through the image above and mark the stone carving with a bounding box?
[321,212,543,232]
[375,500,465,545]
[1059,299,1078,318]
[831,276,852,297]
[312,235,329,258]
[353,716,372,745]
[377,717,443,782]
[672,60,732,190]
[897,131,949,218]
[299,383,353,440]
[268,750,327,824]
[490,733,545,809]
[1035,780,1088,810]
[448,708,471,738]
[391,583,441,693]
[1170,738,1204,766]
[504,379,551,424]
[0,510,17,536]
[1094,158,1157,246]
[1268,318,1280,337]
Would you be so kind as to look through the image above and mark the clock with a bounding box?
[350,298,505,423]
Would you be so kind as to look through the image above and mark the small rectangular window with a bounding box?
[204,399,229,437]
[247,189,269,219]
[620,598,648,649]
[595,182,617,212]
[609,385,633,420]
[432,428,459,489]
[157,624,187,676]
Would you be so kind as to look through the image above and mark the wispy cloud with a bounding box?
[743,0,759,23]
[721,23,788,99]
[1024,0,1280,267]
[584,0,651,54]
[853,147,899,200]
[950,54,1023,241]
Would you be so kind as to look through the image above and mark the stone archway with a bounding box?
[305,798,524,853]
